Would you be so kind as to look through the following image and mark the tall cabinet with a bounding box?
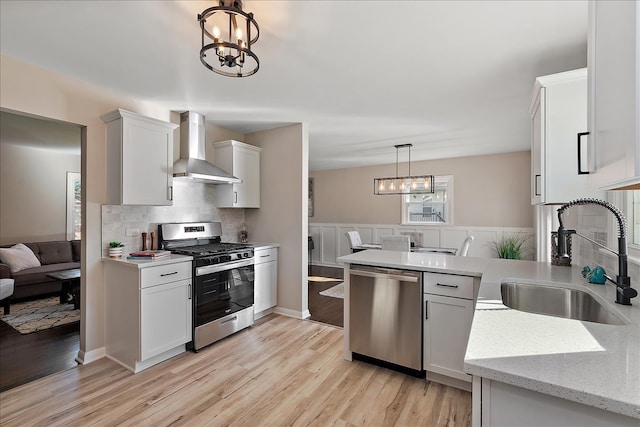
[589,0,640,190]
[101,109,177,205]
[529,68,601,205]
[213,140,262,208]
[253,246,278,319]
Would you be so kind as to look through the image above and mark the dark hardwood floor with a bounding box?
[308,265,344,327]
[0,315,79,392]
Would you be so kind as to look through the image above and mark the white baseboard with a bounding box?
[274,306,311,320]
[75,347,106,365]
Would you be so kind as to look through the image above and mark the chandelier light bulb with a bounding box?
[379,180,385,191]
[412,178,417,189]
[213,26,220,39]
[390,180,396,191]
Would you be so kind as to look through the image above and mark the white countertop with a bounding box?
[337,251,640,419]
[250,242,280,250]
[101,254,193,268]
[337,249,489,276]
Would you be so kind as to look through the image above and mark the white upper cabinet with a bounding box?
[589,0,640,190]
[213,140,262,208]
[529,69,603,204]
[102,109,177,205]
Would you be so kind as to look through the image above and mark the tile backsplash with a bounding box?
[101,180,245,256]
[561,202,640,285]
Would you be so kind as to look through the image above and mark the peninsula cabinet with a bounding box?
[473,377,639,427]
[104,258,192,373]
[101,109,178,205]
[253,246,278,318]
[423,272,477,389]
[213,140,262,208]
[588,0,640,190]
[529,68,602,204]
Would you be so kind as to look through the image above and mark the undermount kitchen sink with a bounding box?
[500,281,627,325]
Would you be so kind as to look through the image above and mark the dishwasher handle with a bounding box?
[349,268,419,283]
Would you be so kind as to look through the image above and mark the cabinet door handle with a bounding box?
[425,300,428,320]
[436,283,459,289]
[260,255,270,258]
[234,191,238,204]
[188,283,191,300]
[534,174,541,196]
[160,271,178,277]
[168,185,173,201]
[577,132,590,175]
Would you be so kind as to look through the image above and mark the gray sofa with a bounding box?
[0,240,81,299]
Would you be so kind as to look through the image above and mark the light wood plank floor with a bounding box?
[0,315,471,426]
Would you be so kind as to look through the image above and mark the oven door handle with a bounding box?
[196,258,255,276]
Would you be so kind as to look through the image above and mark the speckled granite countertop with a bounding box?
[337,251,640,419]
[466,259,640,419]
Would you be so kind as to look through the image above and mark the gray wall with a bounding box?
[0,112,81,244]
[309,151,533,228]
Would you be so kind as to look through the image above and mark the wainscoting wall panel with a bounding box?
[309,223,535,267]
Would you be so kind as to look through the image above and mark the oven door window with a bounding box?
[195,265,254,326]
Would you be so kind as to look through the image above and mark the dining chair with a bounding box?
[457,236,474,256]
[381,235,411,251]
[345,231,363,252]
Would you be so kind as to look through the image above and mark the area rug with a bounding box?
[0,296,79,334]
[319,282,344,299]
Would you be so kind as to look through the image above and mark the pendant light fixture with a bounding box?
[198,0,260,77]
[374,144,435,195]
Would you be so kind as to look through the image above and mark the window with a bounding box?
[66,172,81,240]
[402,176,453,225]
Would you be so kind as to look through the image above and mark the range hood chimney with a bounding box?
[173,112,241,184]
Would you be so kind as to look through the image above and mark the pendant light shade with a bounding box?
[373,144,435,195]
[198,0,260,77]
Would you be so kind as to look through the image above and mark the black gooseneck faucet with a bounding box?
[556,198,638,305]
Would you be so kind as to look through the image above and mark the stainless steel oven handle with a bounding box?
[196,258,255,276]
[349,268,419,283]
[220,316,238,326]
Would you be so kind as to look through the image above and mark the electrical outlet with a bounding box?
[126,228,140,237]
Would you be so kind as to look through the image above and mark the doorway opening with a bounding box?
[0,110,84,392]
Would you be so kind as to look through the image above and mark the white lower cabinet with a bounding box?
[140,279,191,361]
[254,247,278,318]
[105,259,192,373]
[423,272,477,387]
[474,377,639,427]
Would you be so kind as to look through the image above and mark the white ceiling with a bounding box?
[0,1,588,170]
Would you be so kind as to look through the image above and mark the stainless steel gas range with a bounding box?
[159,222,254,351]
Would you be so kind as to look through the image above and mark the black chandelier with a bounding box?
[374,144,435,195]
[198,0,260,77]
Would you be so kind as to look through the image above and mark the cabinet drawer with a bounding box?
[141,262,191,288]
[423,272,474,299]
[255,247,278,264]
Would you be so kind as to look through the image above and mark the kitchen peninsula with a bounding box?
[337,250,640,426]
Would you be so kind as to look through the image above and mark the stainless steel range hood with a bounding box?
[173,111,241,184]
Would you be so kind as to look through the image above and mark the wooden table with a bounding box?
[47,268,80,309]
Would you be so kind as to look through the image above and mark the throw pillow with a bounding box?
[0,243,41,273]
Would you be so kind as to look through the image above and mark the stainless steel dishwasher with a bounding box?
[349,264,423,374]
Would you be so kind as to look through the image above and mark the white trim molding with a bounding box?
[309,222,534,267]
[75,347,106,365]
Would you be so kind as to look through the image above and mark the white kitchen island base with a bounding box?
[474,376,639,427]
